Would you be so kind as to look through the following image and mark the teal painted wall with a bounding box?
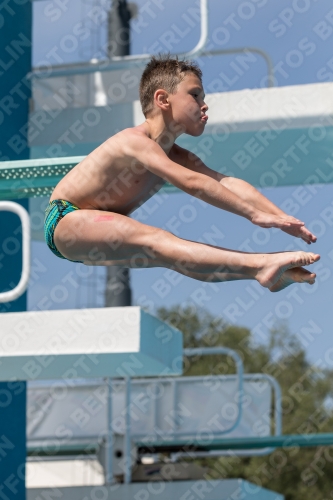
[0,0,32,497]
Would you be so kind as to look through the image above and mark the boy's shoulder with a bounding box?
[112,125,145,142]
[111,125,190,165]
[111,125,153,150]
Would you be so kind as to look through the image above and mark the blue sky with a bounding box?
[30,0,333,366]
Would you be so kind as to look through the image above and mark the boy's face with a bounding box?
[168,73,208,137]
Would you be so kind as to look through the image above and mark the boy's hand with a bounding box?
[251,211,317,244]
[252,211,304,230]
[281,224,317,244]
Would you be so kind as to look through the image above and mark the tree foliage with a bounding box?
[157,305,333,500]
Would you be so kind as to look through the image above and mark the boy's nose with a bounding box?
[202,101,208,112]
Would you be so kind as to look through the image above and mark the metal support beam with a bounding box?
[137,433,333,453]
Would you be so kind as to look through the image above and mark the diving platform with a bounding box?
[0,306,182,381]
[27,479,284,500]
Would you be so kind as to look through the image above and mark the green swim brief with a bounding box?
[44,199,82,262]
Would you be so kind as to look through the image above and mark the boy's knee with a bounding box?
[141,227,172,256]
[155,227,174,245]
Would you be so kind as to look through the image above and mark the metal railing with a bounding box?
[183,347,244,435]
[0,202,30,302]
[30,0,209,78]
[106,347,243,484]
[171,373,282,461]
[30,0,274,87]
[27,349,283,483]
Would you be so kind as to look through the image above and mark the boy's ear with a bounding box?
[154,89,170,110]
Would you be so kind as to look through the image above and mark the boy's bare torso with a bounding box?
[51,123,183,215]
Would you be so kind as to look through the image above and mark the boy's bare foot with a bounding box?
[269,267,316,293]
[255,251,320,288]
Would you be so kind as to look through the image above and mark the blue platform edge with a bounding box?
[140,309,183,377]
[27,479,284,499]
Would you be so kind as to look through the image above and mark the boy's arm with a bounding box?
[218,176,283,215]
[127,135,304,232]
[181,147,316,243]
[220,177,316,243]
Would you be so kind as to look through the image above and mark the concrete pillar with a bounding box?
[105,0,135,308]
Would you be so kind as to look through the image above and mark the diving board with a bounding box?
[0,306,182,381]
[0,156,85,200]
[0,155,176,200]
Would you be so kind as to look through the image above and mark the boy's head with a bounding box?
[140,53,203,119]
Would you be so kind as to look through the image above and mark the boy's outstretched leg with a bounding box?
[53,209,320,290]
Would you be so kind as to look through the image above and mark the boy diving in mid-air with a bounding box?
[44,54,319,292]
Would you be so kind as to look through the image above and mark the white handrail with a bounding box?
[30,0,209,79]
[30,0,275,87]
[0,202,30,302]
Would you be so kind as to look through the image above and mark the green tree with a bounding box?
[157,305,333,500]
